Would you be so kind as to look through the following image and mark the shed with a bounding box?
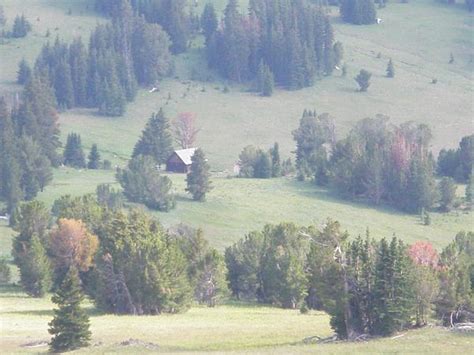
[166,148,197,173]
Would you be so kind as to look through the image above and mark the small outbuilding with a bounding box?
[166,148,197,173]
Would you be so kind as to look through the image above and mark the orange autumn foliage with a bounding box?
[50,219,99,272]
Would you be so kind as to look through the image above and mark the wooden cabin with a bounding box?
[166,148,197,173]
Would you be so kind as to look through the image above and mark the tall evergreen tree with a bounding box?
[87,144,101,170]
[133,109,174,165]
[49,266,91,352]
[439,177,457,211]
[386,59,395,78]
[63,133,86,168]
[186,149,212,201]
[355,69,372,91]
[201,3,218,45]
[17,58,32,85]
[270,143,282,178]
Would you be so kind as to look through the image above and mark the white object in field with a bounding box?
[377,18,383,24]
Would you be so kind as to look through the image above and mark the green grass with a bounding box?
[0,285,472,354]
[30,170,473,250]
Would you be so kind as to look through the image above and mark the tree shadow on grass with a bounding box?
[285,179,413,219]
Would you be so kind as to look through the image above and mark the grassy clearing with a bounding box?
[23,169,472,250]
[0,285,472,354]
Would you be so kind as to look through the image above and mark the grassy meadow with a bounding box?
[1,285,472,354]
[0,0,473,353]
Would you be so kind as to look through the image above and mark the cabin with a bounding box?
[166,148,197,173]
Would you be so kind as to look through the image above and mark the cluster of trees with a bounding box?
[23,0,173,116]
[95,0,191,54]
[206,0,341,90]
[238,143,292,179]
[293,112,468,213]
[120,109,211,209]
[0,77,59,213]
[437,134,473,183]
[0,12,32,38]
[63,133,105,170]
[226,220,474,339]
[11,194,228,315]
[340,0,377,25]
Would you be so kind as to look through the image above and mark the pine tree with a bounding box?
[466,175,473,203]
[49,266,91,352]
[12,201,52,297]
[162,0,189,54]
[11,14,32,38]
[133,109,174,165]
[270,142,281,178]
[355,69,372,91]
[186,149,212,201]
[87,144,101,169]
[256,60,275,97]
[55,59,75,109]
[201,3,218,45]
[386,59,395,78]
[64,133,86,168]
[0,5,6,27]
[439,177,457,211]
[254,151,272,179]
[17,58,32,85]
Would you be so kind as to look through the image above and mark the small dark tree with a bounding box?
[0,5,6,27]
[439,177,457,211]
[11,14,32,38]
[386,59,395,78]
[49,266,91,353]
[201,3,218,45]
[449,53,454,64]
[17,58,32,85]
[270,143,282,178]
[133,109,174,165]
[256,60,275,97]
[355,69,372,91]
[87,144,101,169]
[466,175,473,203]
[186,149,212,201]
[63,133,86,168]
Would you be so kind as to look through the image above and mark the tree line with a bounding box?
[0,77,59,213]
[293,111,473,214]
[9,196,473,349]
[20,0,173,116]
[225,220,474,339]
[11,194,228,314]
[205,0,342,90]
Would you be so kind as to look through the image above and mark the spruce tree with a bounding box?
[49,266,91,352]
[270,142,281,178]
[201,3,218,45]
[355,69,372,91]
[132,109,174,165]
[11,14,32,38]
[257,61,275,97]
[186,149,212,201]
[63,133,86,168]
[386,59,395,78]
[87,144,101,169]
[17,58,32,85]
[466,175,473,203]
[439,177,457,211]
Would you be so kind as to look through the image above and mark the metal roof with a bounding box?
[174,148,197,165]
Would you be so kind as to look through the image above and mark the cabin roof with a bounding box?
[173,148,197,165]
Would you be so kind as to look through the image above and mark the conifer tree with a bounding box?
[466,175,473,203]
[12,201,52,297]
[186,149,212,201]
[439,177,457,211]
[49,266,91,352]
[11,14,32,38]
[87,144,101,170]
[63,133,86,168]
[133,109,174,165]
[355,69,372,91]
[256,60,275,97]
[201,3,218,45]
[0,5,6,27]
[17,58,32,85]
[386,58,395,78]
[270,143,281,178]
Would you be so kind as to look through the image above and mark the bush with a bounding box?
[0,258,11,284]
